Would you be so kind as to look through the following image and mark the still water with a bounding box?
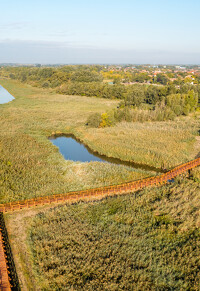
[50,135,103,163]
[0,85,15,104]
[49,135,162,172]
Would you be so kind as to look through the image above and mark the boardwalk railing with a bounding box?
[0,213,20,290]
[0,157,200,213]
[0,218,12,291]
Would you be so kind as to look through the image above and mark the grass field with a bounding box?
[5,172,200,290]
[0,79,199,203]
[1,78,200,290]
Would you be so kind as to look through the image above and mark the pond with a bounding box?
[49,134,162,172]
[0,85,15,104]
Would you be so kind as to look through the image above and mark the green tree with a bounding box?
[184,90,198,112]
[156,74,169,85]
[125,86,145,106]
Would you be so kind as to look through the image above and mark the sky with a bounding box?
[0,0,200,64]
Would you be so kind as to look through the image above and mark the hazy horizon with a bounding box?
[1,0,200,64]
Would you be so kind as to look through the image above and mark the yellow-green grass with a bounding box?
[2,78,200,290]
[4,173,200,290]
[0,79,155,203]
[0,79,199,203]
[75,118,200,169]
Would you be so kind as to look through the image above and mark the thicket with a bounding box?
[1,66,104,88]
[1,66,199,124]
[29,175,200,290]
[86,92,198,128]
[86,108,132,128]
[85,83,198,127]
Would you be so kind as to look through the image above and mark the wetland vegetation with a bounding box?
[0,79,156,203]
[1,65,200,290]
[5,171,200,290]
[0,76,199,203]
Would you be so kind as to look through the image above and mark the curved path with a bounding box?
[0,156,200,290]
[0,157,200,213]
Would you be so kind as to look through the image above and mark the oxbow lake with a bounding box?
[0,86,15,104]
[49,135,162,172]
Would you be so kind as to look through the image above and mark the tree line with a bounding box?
[1,66,199,126]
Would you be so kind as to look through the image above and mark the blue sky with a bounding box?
[0,0,200,64]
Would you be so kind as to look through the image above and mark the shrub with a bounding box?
[114,108,132,122]
[86,113,102,128]
[99,112,114,128]
[42,81,50,88]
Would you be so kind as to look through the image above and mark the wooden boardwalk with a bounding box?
[0,232,11,290]
[0,156,200,290]
[0,156,200,213]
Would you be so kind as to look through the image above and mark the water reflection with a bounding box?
[50,135,103,163]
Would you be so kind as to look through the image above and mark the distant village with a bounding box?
[101,65,200,86]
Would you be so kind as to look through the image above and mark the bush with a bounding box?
[86,113,102,128]
[42,81,50,88]
[99,112,114,128]
[114,108,132,122]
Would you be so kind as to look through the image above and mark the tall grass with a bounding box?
[0,79,153,203]
[5,174,199,290]
[75,118,200,169]
[0,79,199,202]
[1,79,200,290]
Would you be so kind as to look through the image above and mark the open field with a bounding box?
[5,172,200,290]
[0,79,199,203]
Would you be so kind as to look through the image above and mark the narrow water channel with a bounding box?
[0,85,15,104]
[49,134,163,173]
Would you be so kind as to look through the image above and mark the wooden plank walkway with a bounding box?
[0,232,11,291]
[0,156,200,290]
[0,156,200,213]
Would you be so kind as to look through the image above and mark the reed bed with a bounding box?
[1,79,200,290]
[0,80,152,203]
[5,174,200,290]
[75,118,200,169]
[0,79,199,203]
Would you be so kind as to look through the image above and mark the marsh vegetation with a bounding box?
[5,172,200,290]
[0,79,199,203]
[1,67,200,290]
